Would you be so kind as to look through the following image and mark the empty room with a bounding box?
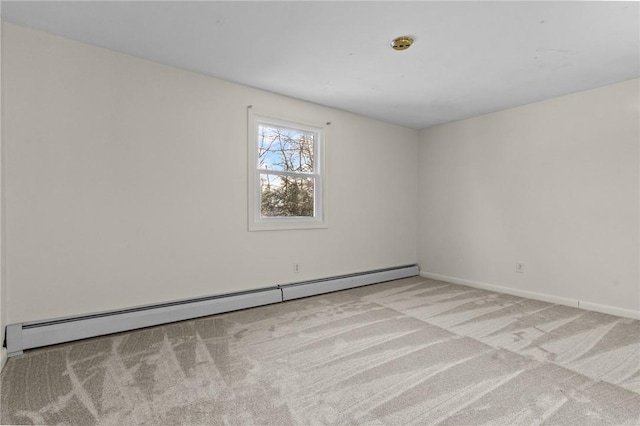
[0,1,638,425]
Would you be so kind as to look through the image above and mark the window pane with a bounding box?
[258,125,314,173]
[260,174,314,217]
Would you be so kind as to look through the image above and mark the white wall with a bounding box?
[418,79,639,316]
[4,22,636,331]
[3,23,418,324]
[0,19,6,370]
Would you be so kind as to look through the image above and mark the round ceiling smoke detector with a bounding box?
[390,36,414,51]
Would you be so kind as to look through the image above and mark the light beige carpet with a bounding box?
[1,276,639,425]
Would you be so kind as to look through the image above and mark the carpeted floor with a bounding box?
[1,276,639,425]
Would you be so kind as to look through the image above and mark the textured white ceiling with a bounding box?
[2,1,639,129]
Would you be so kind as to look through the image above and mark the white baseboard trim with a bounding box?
[1,348,7,372]
[420,271,639,320]
[578,301,640,320]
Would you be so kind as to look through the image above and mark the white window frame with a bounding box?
[248,109,327,231]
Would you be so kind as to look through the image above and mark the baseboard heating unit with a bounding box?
[280,265,419,301]
[5,264,419,357]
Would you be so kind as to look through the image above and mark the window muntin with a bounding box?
[248,111,326,230]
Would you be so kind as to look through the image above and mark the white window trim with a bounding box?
[247,108,328,231]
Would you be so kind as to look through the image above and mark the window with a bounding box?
[248,110,326,230]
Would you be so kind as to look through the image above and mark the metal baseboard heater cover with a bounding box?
[5,264,418,356]
[280,264,419,301]
[6,288,282,357]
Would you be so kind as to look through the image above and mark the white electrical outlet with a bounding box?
[516,262,525,273]
[294,263,300,273]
